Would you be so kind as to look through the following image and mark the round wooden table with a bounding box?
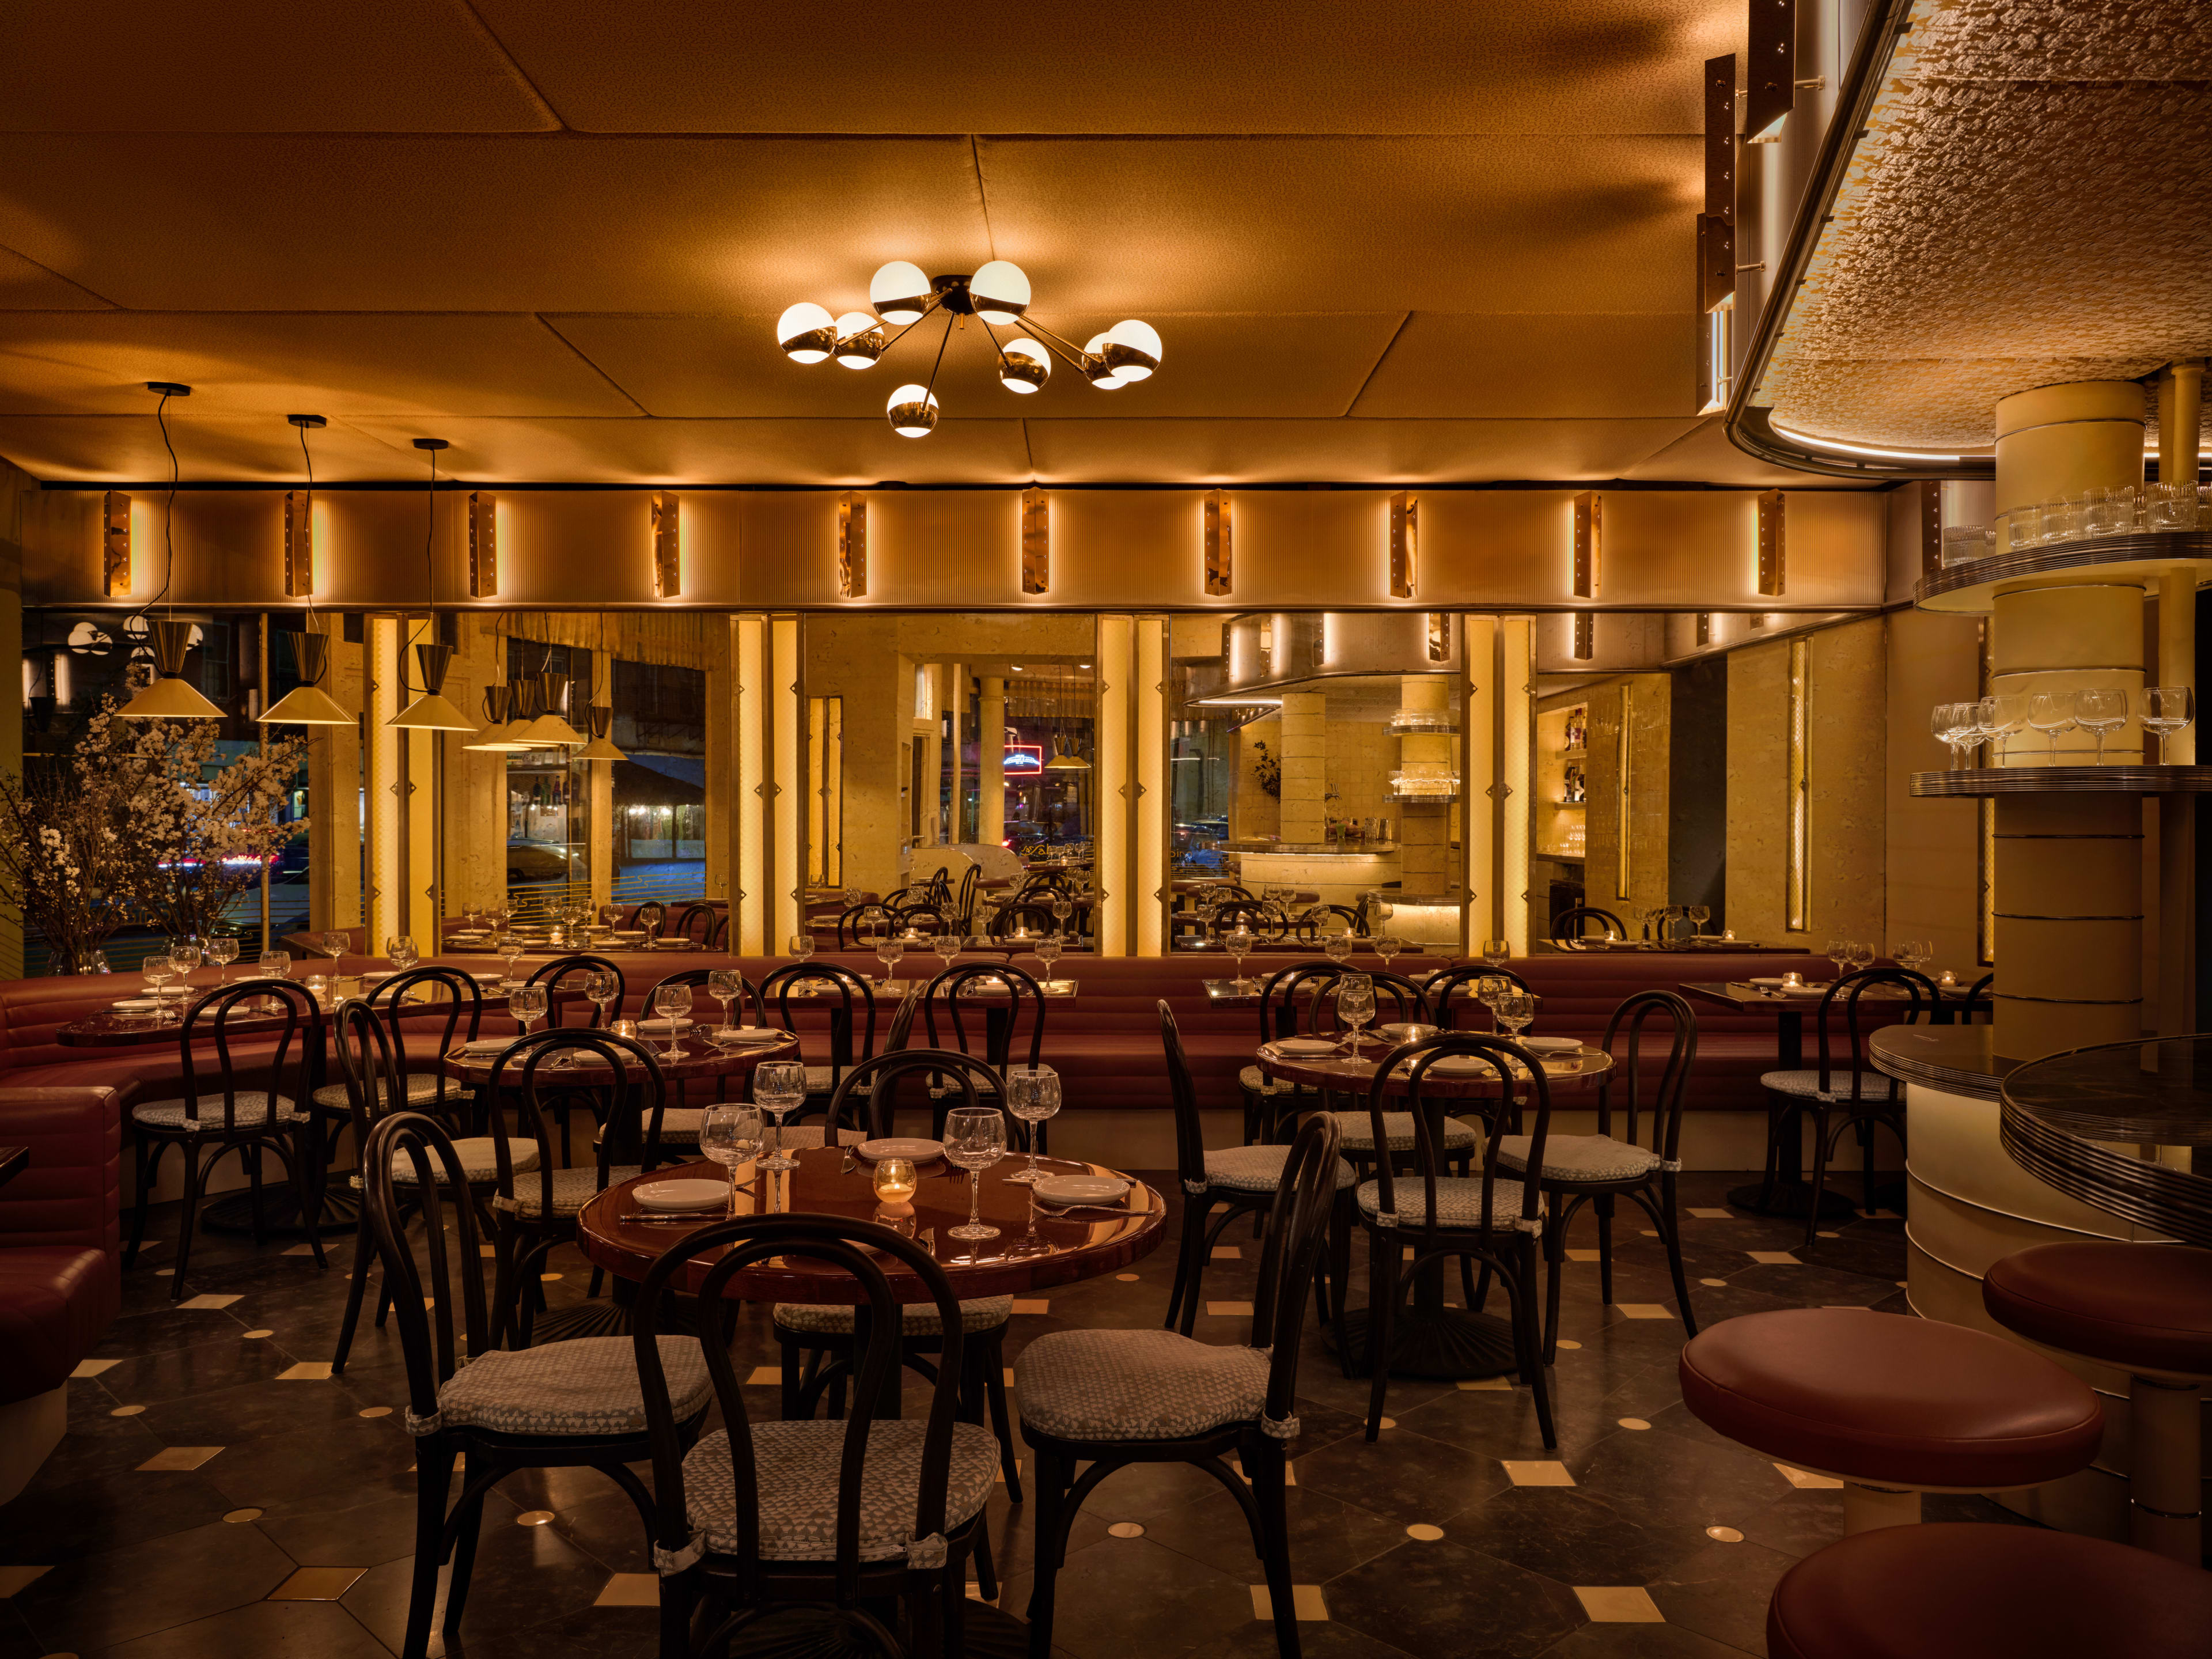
[1255,1039,1612,1381]
[439,1028,801,1093]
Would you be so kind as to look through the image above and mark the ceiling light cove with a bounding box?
[776,262,1161,437]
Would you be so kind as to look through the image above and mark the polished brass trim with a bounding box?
[1989,991,2143,1006]
[1756,490,1786,596]
[1203,490,1231,596]
[835,491,867,599]
[1993,912,2145,922]
[1912,766,2212,797]
[101,491,130,597]
[282,490,312,597]
[1021,488,1050,594]
[1786,635,1809,931]
[1571,491,1600,597]
[1389,491,1419,599]
[1916,531,2212,604]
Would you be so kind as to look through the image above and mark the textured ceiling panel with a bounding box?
[3,0,556,133]
[0,246,110,310]
[468,0,1739,135]
[0,313,641,416]
[1620,416,1870,484]
[0,414,414,482]
[1021,418,1703,483]
[546,313,1404,421]
[1758,1,2212,448]
[1353,313,1695,418]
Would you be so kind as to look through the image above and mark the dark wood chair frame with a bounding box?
[835,902,899,950]
[759,962,878,1109]
[1211,899,1289,941]
[523,954,632,1158]
[1246,961,1342,1145]
[1551,905,1627,949]
[669,902,721,944]
[1425,964,1535,1031]
[919,961,1048,1146]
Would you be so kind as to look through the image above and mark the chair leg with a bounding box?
[1024,1449,1071,1659]
[1541,1208,1567,1366]
[332,1206,377,1373]
[971,1509,998,1605]
[402,1442,455,1659]
[245,1141,267,1243]
[1167,1195,1212,1335]
[1754,1097,1788,1210]
[1595,1193,1615,1307]
[658,1566,698,1659]
[441,1486,488,1635]
[982,1334,1023,1503]
[1364,1240,1396,1440]
[1802,1108,1835,1251]
[1246,1438,1302,1659]
[274,1134,327,1269]
[1514,1246,1558,1449]
[124,1134,164,1269]
[779,1332,805,1421]
[169,1143,207,1300]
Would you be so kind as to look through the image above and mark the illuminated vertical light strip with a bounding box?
[1135,618,1167,956]
[1976,619,1994,965]
[735,614,767,955]
[1786,635,1810,933]
[367,616,403,950]
[806,698,826,886]
[1615,683,1634,902]
[1500,617,1533,956]
[771,615,802,953]
[406,722,438,946]
[1462,615,1496,955]
[823,696,843,889]
[1096,615,1134,955]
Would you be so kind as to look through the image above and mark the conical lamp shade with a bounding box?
[119,621,224,721]
[528,672,586,746]
[505,677,559,747]
[463,684,531,752]
[260,634,354,725]
[1043,752,1092,771]
[390,642,478,734]
[516,713,585,746]
[577,706,626,762]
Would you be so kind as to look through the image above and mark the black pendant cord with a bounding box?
[137,387,181,627]
[296,419,325,680]
[400,447,437,696]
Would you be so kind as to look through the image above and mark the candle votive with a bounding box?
[872,1157,919,1211]
[1781,971,1804,988]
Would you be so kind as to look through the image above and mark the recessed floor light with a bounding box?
[516,1510,557,1526]
[1404,1524,1445,1541]
[1706,1525,1744,1542]
[1618,1418,1651,1431]
[1108,1522,1145,1538]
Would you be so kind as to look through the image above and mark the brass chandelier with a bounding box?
[775,262,1162,437]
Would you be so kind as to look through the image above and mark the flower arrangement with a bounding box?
[1251,740,1281,799]
[0,762,146,974]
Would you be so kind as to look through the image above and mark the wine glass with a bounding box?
[1003,1064,1061,1184]
[141,951,175,1004]
[2073,689,2128,765]
[80,949,108,975]
[875,936,906,991]
[1475,975,1511,1025]
[2028,692,2077,762]
[1226,925,1255,991]
[497,932,525,987]
[1845,942,1876,976]
[2142,687,2195,764]
[1334,975,1376,1055]
[1982,694,2029,764]
[168,938,202,994]
[1373,933,1403,969]
[706,968,745,1035]
[1931,703,1967,768]
[321,930,348,964]
[1688,904,1711,941]
[842,886,863,911]
[699,1104,763,1219]
[1892,940,1930,973]
[753,1060,809,1172]
[387,935,418,972]
[584,967,620,1029]
[205,934,239,987]
[943,1106,1008,1243]
[1493,991,1535,1041]
[650,982,694,1056]
[1482,938,1510,972]
[1823,939,1849,983]
[256,949,291,1012]
[790,930,816,966]
[1323,929,1354,965]
[1051,896,1074,937]
[933,932,961,982]
[509,983,548,1037]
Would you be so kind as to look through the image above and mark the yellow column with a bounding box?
[365,617,403,952]
[1990,381,2147,1056]
[979,674,1006,849]
[1462,616,1499,954]
[919,664,944,846]
[1278,691,1327,843]
[1135,618,1167,956]
[2157,361,2200,1039]
[771,615,802,952]
[704,616,733,902]
[733,614,767,955]
[1095,618,1134,955]
[1499,618,1533,956]
[307,617,364,934]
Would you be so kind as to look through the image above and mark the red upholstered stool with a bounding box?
[1984,1240,2212,1565]
[1767,1522,2212,1659]
[1680,1308,2102,1534]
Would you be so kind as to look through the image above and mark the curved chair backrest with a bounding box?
[176,978,321,1131]
[922,961,1046,1078]
[526,953,629,1025]
[1158,1000,1214,1198]
[988,902,1059,941]
[484,1027,676,1197]
[668,902,719,944]
[1212,899,1285,940]
[891,901,952,936]
[835,901,896,950]
[1365,1032,1550,1247]
[1016,869,1078,900]
[1290,904,1363,941]
[362,1113,494,1425]
[1255,960,1342,1043]
[706,910,730,950]
[646,967,765,1029]
[1813,967,1938,1102]
[1958,972,1994,1026]
[366,964,482,1108]
[1424,963,1535,1030]
[1252,1113,1346,1426]
[1552,906,1626,949]
[1596,990,1698,1162]
[632,1213,968,1603]
[1302,967,1431,1036]
[633,900,668,940]
[821,1047,1002,1142]
[952,864,981,931]
[331,997,410,1145]
[760,963,876,1105]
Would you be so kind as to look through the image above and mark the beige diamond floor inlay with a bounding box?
[1565,1249,1601,1262]
[1575,1586,1665,1622]
[1011,1299,1050,1315]
[1503,1461,1575,1487]
[275,1362,333,1381]
[1249,1584,1328,1621]
[594,1574,659,1607]
[69,1358,119,1378]
[1748,1251,1800,1265]
[0,1566,52,1597]
[1615,1304,1672,1319]
[1775,1464,1845,1489]
[268,1567,366,1601]
[1687,1207,1734,1219]
[177,1294,242,1310]
[1206,1301,1253,1316]
[137,1446,223,1471]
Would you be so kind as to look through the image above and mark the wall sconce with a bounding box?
[1745,0,1796,142]
[650,490,681,597]
[1757,490,1787,596]
[1203,490,1232,596]
[1389,491,1418,598]
[1573,491,1601,598]
[468,491,498,597]
[1696,612,1713,647]
[1021,488,1050,594]
[102,491,131,597]
[282,490,312,597]
[1426,612,1449,664]
[1573,611,1594,660]
[836,491,868,597]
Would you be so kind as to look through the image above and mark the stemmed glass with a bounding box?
[650,982,694,1056]
[2028,692,2077,762]
[584,967,621,1030]
[2073,689,2128,764]
[1372,933,1403,970]
[1226,925,1255,991]
[933,932,961,982]
[789,931,816,967]
[321,930,348,964]
[706,968,744,1034]
[1051,896,1073,938]
[1931,703,1972,768]
[1892,940,1931,972]
[1003,1064,1061,1184]
[1334,975,1376,1056]
[256,948,291,1014]
[1035,934,1064,990]
[1688,904,1711,940]
[1475,974,1512,1028]
[2142,687,2195,763]
[141,952,175,1007]
[1823,940,1849,983]
[699,1104,762,1219]
[1482,939,1510,972]
[387,935,419,972]
[1980,694,2028,764]
[1845,941,1876,976]
[497,933,525,987]
[509,983,548,1037]
[753,1060,809,1172]
[1493,992,1535,1041]
[876,936,906,991]
[943,1106,1008,1243]
[1323,930,1354,966]
[205,934,239,988]
[169,938,203,996]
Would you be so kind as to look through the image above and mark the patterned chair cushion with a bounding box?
[1354,1175,1533,1231]
[310,1075,473,1112]
[805,1066,876,1094]
[132,1093,304,1131]
[1015,1328,1276,1442]
[1328,1111,1479,1154]
[775,1124,870,1150]
[494,1164,639,1219]
[1203,1142,1357,1194]
[683,1419,999,1562]
[1762,1069,1899,1104]
[1237,1065,1299,1097]
[1495,1132,1660,1184]
[774,1294,1013,1336]
[350,1136,538,1188]
[420,1335,710,1437]
[643,1111,865,1147]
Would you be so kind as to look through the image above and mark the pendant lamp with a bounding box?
[260,631,353,726]
[578,705,626,762]
[504,676,557,748]
[462,684,531,752]
[515,670,585,747]
[1043,669,1090,771]
[389,439,478,734]
[118,383,225,722]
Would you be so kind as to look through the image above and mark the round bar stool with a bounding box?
[1680,1308,2102,1533]
[1983,1240,2211,1565]
[1767,1522,2212,1659]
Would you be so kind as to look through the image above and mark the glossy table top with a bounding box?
[2001,1036,2212,1248]
[575,1149,1165,1301]
[440,1028,800,1086]
[1679,980,1971,1014]
[1255,1040,1611,1099]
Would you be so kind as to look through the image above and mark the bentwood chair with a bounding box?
[759,961,877,1101]
[635,1213,999,1659]
[1425,963,1535,1029]
[1300,971,1479,1178]
[986,901,1059,942]
[1551,906,1627,949]
[835,902,897,950]
[1213,899,1286,942]
[522,954,631,1157]
[633,900,668,939]
[307,965,482,1125]
[1503,990,1700,1361]
[1244,961,1340,1145]
[1758,966,1936,1245]
[365,1112,710,1659]
[669,902,719,944]
[1020,1114,1345,1659]
[124,978,328,1298]
[1357,1032,1557,1447]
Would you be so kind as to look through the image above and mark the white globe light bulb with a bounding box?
[1083,333,1130,390]
[869,262,933,325]
[1101,318,1162,381]
[831,312,884,369]
[969,260,1032,325]
[999,336,1051,394]
[887,384,940,438]
[775,302,836,365]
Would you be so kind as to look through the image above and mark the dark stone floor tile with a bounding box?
[1387,1382,1609,1463]
[1537,1619,1756,1658]
[1732,1488,1846,1558]
[1730,1263,1894,1306]
[1056,1456,1225,1523]
[92,1332,300,1406]
[1290,1426,1512,1526]
[1184,1618,1418,1659]
[978,1486,1114,1586]
[496,1461,646,1518]
[1646,1539,1795,1653]
[0,1467,233,1559]
[202,1417,418,1510]
[1440,1486,1706,1588]
[996,1533,1257,1659]
[548,1488,657,1574]
[92,1307,252,1361]
[1565,1427,1795,1536]
[341,1505,613,1653]
[1797,1232,1909,1280]
[97,1596,395,1659]
[256,1476,479,1567]
[1325,1537,1584,1659]
[11,1515,296,1652]
[139,1372,382,1446]
[451,1602,660,1659]
[1142,1480,1406,1583]
[0,1608,39,1659]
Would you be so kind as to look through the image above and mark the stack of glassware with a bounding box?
[2000,482,2205,552]
[1931,687,2195,768]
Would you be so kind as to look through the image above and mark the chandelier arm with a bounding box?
[977,316,1010,368]
[850,293,945,361]
[923,309,957,399]
[1011,317,1096,370]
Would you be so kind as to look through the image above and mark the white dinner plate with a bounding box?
[109,997,165,1012]
[1520,1035,1583,1055]
[856,1138,944,1162]
[1033,1174,1131,1207]
[459,1037,514,1056]
[713,1025,786,1045]
[1271,1037,1339,1056]
[637,1016,694,1032]
[632,1178,732,1213]
[1747,977,1795,987]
